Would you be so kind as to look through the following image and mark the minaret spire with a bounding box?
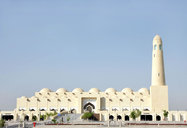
[151,35,166,86]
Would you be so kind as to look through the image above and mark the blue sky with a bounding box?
[0,0,187,110]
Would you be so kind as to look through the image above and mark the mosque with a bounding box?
[0,35,187,121]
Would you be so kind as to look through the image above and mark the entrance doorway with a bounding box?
[156,115,161,121]
[125,115,129,121]
[84,102,95,112]
[2,115,14,121]
[140,115,152,121]
[109,115,114,120]
[117,115,122,120]
[24,115,29,121]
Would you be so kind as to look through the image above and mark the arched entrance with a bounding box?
[24,115,29,121]
[109,115,114,120]
[84,102,95,112]
[156,115,161,121]
[40,115,45,121]
[125,115,129,121]
[117,115,122,120]
[32,115,37,121]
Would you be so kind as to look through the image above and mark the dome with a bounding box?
[56,88,68,93]
[121,88,133,93]
[89,88,100,93]
[40,88,52,93]
[138,88,149,95]
[105,88,116,93]
[72,88,84,93]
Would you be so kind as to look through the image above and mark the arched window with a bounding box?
[117,115,122,120]
[156,115,161,121]
[159,44,162,50]
[109,115,114,121]
[154,44,157,50]
[24,115,29,121]
[125,115,129,121]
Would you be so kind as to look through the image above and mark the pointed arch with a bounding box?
[83,102,95,109]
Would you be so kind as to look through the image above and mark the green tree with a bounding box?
[67,116,70,122]
[45,112,57,119]
[130,109,141,121]
[130,111,136,120]
[163,110,169,121]
[0,119,5,127]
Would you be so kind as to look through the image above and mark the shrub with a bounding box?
[163,110,169,120]
[67,116,70,122]
[40,115,47,121]
[0,119,5,127]
[46,111,57,118]
[130,111,136,120]
[81,112,93,120]
[52,119,57,124]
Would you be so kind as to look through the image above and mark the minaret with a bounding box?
[151,35,166,86]
[150,35,168,112]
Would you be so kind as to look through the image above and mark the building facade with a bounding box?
[0,35,187,121]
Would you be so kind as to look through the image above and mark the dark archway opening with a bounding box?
[40,115,44,121]
[141,115,152,121]
[2,115,13,121]
[141,115,145,121]
[117,115,122,120]
[156,115,161,121]
[109,115,114,121]
[125,115,129,121]
[84,102,95,112]
[32,115,37,121]
[84,102,95,109]
[24,115,29,121]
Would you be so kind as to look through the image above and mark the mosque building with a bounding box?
[0,35,187,121]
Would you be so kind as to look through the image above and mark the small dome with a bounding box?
[89,88,100,93]
[105,88,116,93]
[31,96,37,99]
[138,88,149,95]
[72,88,84,93]
[21,96,27,99]
[122,88,133,93]
[56,88,67,93]
[40,88,52,93]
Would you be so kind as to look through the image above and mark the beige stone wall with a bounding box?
[15,88,151,117]
[150,85,168,112]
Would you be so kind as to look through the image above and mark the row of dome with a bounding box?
[40,88,149,94]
